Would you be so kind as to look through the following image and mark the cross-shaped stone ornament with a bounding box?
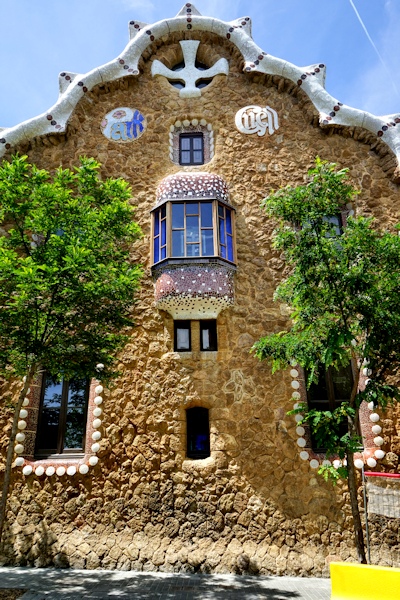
[151,40,229,98]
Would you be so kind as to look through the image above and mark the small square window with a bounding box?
[186,407,210,459]
[200,320,217,351]
[179,134,204,166]
[174,321,191,351]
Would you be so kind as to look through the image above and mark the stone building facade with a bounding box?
[0,4,399,575]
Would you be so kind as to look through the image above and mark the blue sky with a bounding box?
[1,0,399,129]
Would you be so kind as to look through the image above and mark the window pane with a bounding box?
[218,204,224,217]
[226,209,232,234]
[193,151,203,164]
[161,219,166,246]
[172,230,184,256]
[181,151,191,164]
[161,246,166,259]
[153,238,160,263]
[202,328,210,349]
[174,321,191,351]
[201,229,214,255]
[154,211,160,236]
[187,244,200,256]
[200,202,213,228]
[161,204,166,219]
[64,379,87,450]
[181,138,191,150]
[193,137,203,150]
[227,236,234,262]
[172,203,185,229]
[220,244,227,259]
[219,218,225,244]
[200,320,217,351]
[308,372,329,404]
[37,376,62,452]
[186,203,199,216]
[332,365,353,400]
[186,216,199,242]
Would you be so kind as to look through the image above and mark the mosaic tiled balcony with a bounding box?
[151,172,236,319]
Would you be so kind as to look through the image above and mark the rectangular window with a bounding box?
[218,204,234,262]
[174,321,191,351]
[307,364,353,452]
[35,375,89,457]
[200,320,218,351]
[186,407,210,459]
[153,204,167,263]
[179,134,204,165]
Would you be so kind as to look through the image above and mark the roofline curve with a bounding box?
[1,3,400,179]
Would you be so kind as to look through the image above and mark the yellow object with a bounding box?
[330,562,400,599]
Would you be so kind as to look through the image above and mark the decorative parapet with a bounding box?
[1,4,399,179]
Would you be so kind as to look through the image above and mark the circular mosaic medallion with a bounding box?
[101,107,146,142]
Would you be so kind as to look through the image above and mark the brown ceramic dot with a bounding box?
[258,55,264,60]
[134,24,140,29]
[187,17,192,22]
[395,118,400,123]
[5,143,10,149]
[119,59,125,64]
[315,68,320,73]
[334,106,340,111]
[83,87,88,92]
[46,115,53,120]
[150,35,155,40]
[65,75,71,81]
[377,131,383,137]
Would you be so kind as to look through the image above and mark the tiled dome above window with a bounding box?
[155,172,229,204]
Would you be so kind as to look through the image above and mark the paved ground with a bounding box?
[0,567,331,599]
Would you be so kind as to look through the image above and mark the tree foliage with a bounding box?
[252,158,400,562]
[0,154,142,382]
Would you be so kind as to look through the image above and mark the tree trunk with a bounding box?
[347,449,367,563]
[0,364,36,546]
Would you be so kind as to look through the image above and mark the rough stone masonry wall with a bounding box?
[0,32,399,575]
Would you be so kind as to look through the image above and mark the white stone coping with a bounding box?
[1,3,400,174]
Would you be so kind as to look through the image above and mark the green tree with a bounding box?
[0,155,142,542]
[253,158,400,564]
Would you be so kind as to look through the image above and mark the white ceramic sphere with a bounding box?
[22,376,26,382]
[35,466,45,476]
[93,418,102,429]
[19,409,28,419]
[363,368,372,376]
[79,464,89,475]
[322,460,332,467]
[93,407,102,417]
[22,465,33,476]
[200,119,207,126]
[22,398,29,407]
[26,388,30,394]
[369,413,380,423]
[15,444,24,454]
[95,385,103,395]
[290,369,299,378]
[92,431,101,441]
[15,457,24,467]
[207,123,212,131]
[182,119,190,127]
[299,451,309,461]
[46,466,55,476]
[367,402,375,411]
[293,403,301,410]
[94,396,103,405]
[169,125,175,132]
[371,425,382,435]
[89,456,99,466]
[354,459,364,470]
[297,438,306,448]
[333,460,341,469]
[16,432,25,442]
[67,466,77,476]
[91,443,100,453]
[373,436,384,446]
[296,426,305,436]
[294,414,303,423]
[17,420,27,430]
[292,391,301,400]
[96,363,105,370]
[56,466,66,476]
[374,449,385,459]
[367,457,377,468]
[191,119,198,126]
[291,380,300,390]
[310,459,319,469]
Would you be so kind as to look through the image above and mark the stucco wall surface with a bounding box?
[0,33,399,575]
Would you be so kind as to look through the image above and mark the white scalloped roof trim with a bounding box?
[1,3,400,173]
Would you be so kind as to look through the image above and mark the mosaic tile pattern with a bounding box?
[1,4,399,174]
[156,172,229,203]
[153,263,235,319]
